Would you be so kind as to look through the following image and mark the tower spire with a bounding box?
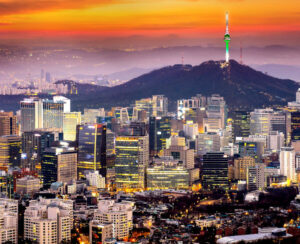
[224,12,231,63]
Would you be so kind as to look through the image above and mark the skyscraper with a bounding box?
[149,116,171,155]
[20,96,70,132]
[232,110,250,141]
[63,112,81,141]
[202,152,229,190]
[280,147,296,182]
[224,12,231,63]
[77,124,107,179]
[0,111,18,136]
[115,135,148,190]
[22,130,55,172]
[0,135,21,169]
[42,146,77,188]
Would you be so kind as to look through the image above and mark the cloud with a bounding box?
[0,0,119,16]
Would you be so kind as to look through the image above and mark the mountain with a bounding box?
[71,60,299,111]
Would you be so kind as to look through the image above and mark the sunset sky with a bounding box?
[0,0,298,47]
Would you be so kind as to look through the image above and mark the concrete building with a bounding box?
[0,111,18,136]
[234,156,256,180]
[86,171,106,189]
[0,135,21,169]
[0,199,18,244]
[93,200,133,240]
[89,221,114,244]
[247,163,265,191]
[16,175,41,196]
[280,147,296,182]
[146,157,190,190]
[24,198,73,244]
[63,112,81,141]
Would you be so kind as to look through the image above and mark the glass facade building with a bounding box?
[115,135,148,190]
[202,152,229,190]
[77,124,107,179]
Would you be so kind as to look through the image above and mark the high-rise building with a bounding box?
[196,132,220,155]
[291,112,300,141]
[77,124,107,179]
[146,157,189,190]
[163,137,194,169]
[89,221,114,244]
[63,112,81,141]
[16,175,41,196]
[152,95,168,117]
[0,111,18,136]
[183,120,199,139]
[232,110,250,141]
[280,147,296,182]
[42,146,77,188]
[206,94,227,130]
[202,152,228,190]
[93,200,133,240]
[267,131,285,151]
[149,116,171,155]
[135,98,153,118]
[24,198,73,244]
[238,141,264,162]
[22,130,55,172]
[20,97,43,132]
[83,108,105,124]
[86,171,106,189]
[247,163,265,191]
[177,96,202,120]
[234,156,256,180]
[0,199,18,244]
[20,96,70,132]
[0,135,21,169]
[250,108,273,136]
[115,135,148,190]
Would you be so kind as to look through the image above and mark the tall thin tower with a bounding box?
[224,12,231,63]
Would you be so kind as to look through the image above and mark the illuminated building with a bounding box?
[89,221,113,244]
[247,163,265,191]
[42,96,70,130]
[224,12,231,62]
[0,135,21,169]
[77,124,106,179]
[149,116,171,155]
[163,136,194,169]
[42,146,77,188]
[280,147,296,182]
[270,112,287,135]
[115,135,148,190]
[152,95,168,117]
[135,98,153,118]
[146,157,189,190]
[267,131,284,151]
[16,175,40,196]
[202,152,229,190]
[291,112,300,141]
[20,96,70,132]
[177,96,202,120]
[0,111,18,136]
[24,198,73,244]
[20,97,43,132]
[232,110,250,141]
[250,108,273,136]
[238,141,264,162]
[206,94,227,130]
[183,121,198,139]
[0,199,18,244]
[93,200,133,240]
[86,171,106,189]
[22,130,55,172]
[234,156,256,180]
[63,112,81,141]
[83,108,105,124]
[196,132,220,155]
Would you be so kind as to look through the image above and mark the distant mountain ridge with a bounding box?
[71,59,299,111]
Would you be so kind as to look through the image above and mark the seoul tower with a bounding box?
[224,12,231,63]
